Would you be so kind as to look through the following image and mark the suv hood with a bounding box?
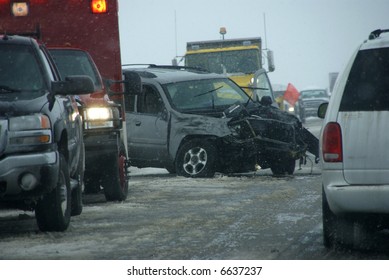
[0,93,49,117]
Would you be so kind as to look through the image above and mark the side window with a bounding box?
[39,48,56,81]
[138,85,164,115]
[125,95,136,113]
[254,70,274,101]
[340,47,389,111]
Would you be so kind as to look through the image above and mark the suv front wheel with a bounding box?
[35,154,71,232]
[176,139,217,178]
[102,146,128,201]
[270,155,296,175]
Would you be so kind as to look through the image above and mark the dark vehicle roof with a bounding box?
[0,34,36,46]
[122,65,225,84]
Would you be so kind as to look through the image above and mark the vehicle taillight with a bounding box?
[322,122,343,162]
[91,0,107,14]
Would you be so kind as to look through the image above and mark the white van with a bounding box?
[319,29,389,248]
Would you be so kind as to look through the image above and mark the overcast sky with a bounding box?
[118,0,389,91]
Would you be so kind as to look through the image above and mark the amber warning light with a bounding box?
[12,2,29,17]
[91,0,107,14]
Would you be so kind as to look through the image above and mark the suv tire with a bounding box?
[322,187,336,248]
[322,187,368,249]
[270,155,296,175]
[35,154,71,232]
[176,139,217,178]
[71,142,84,216]
[102,147,128,201]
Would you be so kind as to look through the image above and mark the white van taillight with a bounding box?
[322,122,343,162]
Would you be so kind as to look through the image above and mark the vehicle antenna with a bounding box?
[174,10,178,57]
[263,13,268,50]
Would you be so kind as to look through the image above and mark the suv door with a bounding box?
[126,84,169,165]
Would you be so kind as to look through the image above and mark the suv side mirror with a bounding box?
[261,96,273,106]
[123,71,142,95]
[52,75,94,95]
[267,50,275,72]
[318,102,328,119]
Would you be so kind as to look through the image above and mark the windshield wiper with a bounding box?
[193,86,224,109]
[194,86,223,97]
[0,85,21,93]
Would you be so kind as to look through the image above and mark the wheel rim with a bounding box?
[183,147,207,175]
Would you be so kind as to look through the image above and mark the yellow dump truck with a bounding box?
[186,37,261,86]
[184,36,275,103]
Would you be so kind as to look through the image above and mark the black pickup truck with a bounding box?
[0,35,93,231]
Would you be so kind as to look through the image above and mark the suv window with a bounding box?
[138,85,163,115]
[340,47,389,111]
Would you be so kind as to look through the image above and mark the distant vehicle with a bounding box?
[122,66,319,177]
[300,88,330,117]
[0,0,130,201]
[273,84,306,123]
[0,35,94,231]
[283,98,306,123]
[319,29,389,248]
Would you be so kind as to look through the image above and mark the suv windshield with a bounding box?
[164,78,250,111]
[0,45,44,93]
[340,47,389,111]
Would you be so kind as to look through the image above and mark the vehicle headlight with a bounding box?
[9,114,51,145]
[288,106,295,112]
[83,107,114,129]
[283,101,295,113]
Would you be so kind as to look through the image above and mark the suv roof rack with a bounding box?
[122,64,208,73]
[368,29,389,40]
[148,64,208,72]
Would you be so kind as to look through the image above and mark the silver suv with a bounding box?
[319,29,389,248]
[123,66,319,178]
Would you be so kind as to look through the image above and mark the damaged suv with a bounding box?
[123,66,318,177]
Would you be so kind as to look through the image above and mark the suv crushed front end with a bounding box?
[220,102,318,174]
